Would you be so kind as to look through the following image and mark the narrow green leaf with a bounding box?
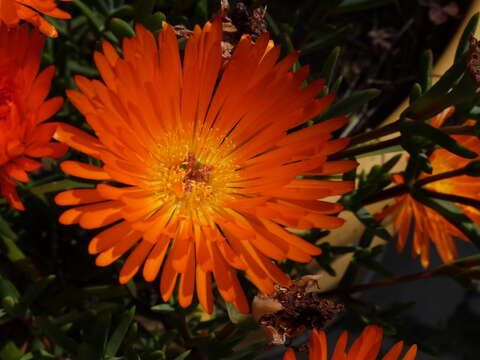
[409,82,422,103]
[226,302,251,325]
[73,0,105,32]
[111,5,135,19]
[151,304,175,313]
[331,75,343,93]
[320,47,341,88]
[419,50,433,92]
[105,306,136,357]
[354,208,392,241]
[455,12,479,61]
[37,317,78,355]
[20,275,56,310]
[401,120,477,159]
[0,275,21,317]
[381,154,402,173]
[300,25,354,56]
[406,55,467,119]
[316,89,380,122]
[264,12,281,39]
[145,12,166,32]
[28,180,93,196]
[85,311,111,359]
[0,215,16,240]
[0,341,22,360]
[173,351,191,360]
[109,18,136,40]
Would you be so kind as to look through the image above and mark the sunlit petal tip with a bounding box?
[0,0,71,37]
[284,325,417,360]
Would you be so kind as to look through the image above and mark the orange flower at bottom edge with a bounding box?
[283,325,417,360]
[54,19,357,314]
[0,24,67,210]
[1,0,71,38]
[377,107,480,268]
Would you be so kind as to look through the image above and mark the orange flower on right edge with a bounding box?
[0,0,71,38]
[377,107,480,268]
[283,325,417,360]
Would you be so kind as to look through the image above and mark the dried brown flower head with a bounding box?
[467,34,480,92]
[220,1,268,59]
[253,276,344,345]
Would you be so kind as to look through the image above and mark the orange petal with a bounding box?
[96,234,142,267]
[119,239,155,284]
[61,161,111,180]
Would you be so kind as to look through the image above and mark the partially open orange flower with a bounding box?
[0,0,71,38]
[54,19,356,313]
[0,24,67,210]
[377,107,480,267]
[283,325,417,360]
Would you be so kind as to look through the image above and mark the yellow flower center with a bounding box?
[147,128,240,221]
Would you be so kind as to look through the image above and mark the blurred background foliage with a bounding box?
[1,0,480,359]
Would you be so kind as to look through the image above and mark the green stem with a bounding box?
[442,125,477,135]
[421,188,480,210]
[348,121,401,147]
[414,168,466,187]
[322,256,480,296]
[362,184,408,205]
[329,137,401,160]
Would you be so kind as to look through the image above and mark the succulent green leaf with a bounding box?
[402,120,477,159]
[151,304,175,313]
[320,46,342,88]
[455,13,479,61]
[37,317,78,355]
[419,50,433,93]
[109,18,136,40]
[173,350,191,360]
[316,89,380,122]
[105,306,136,357]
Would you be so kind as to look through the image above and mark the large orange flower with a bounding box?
[0,0,71,38]
[283,325,417,360]
[377,107,480,267]
[0,24,67,210]
[54,19,356,313]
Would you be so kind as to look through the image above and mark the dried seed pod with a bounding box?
[253,276,343,345]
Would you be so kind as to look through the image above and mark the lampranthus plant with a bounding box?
[54,18,357,314]
[0,24,67,210]
[0,0,71,38]
[283,325,417,360]
[377,107,480,267]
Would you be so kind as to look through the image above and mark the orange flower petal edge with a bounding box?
[377,107,480,268]
[283,325,417,360]
[0,24,67,210]
[1,0,71,38]
[55,19,357,313]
